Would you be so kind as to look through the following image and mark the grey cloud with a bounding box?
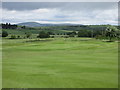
[2,2,117,11]
[2,0,120,2]
[1,2,118,25]
[2,2,68,10]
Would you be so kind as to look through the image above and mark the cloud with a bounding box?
[1,2,118,25]
[2,0,120,2]
[2,2,117,11]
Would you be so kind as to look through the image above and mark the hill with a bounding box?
[17,22,83,27]
[17,22,46,27]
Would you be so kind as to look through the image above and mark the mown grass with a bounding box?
[0,38,2,90]
[2,38,118,88]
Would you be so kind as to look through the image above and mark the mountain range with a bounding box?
[17,22,82,27]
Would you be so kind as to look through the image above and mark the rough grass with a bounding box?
[2,38,118,88]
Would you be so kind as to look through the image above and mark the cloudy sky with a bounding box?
[1,2,118,25]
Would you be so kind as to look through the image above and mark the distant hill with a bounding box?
[17,22,82,27]
[17,22,47,27]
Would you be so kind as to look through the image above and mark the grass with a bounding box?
[2,38,118,88]
[2,29,72,35]
[0,38,2,90]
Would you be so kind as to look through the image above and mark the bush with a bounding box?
[95,35,103,40]
[2,31,8,37]
[37,31,50,38]
[78,30,92,37]
[64,36,69,38]
[48,32,55,35]
[25,33,31,38]
[69,34,75,37]
[67,31,77,35]
[10,35,16,39]
[50,36,55,38]
[17,35,20,39]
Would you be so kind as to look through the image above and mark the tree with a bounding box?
[69,33,75,37]
[78,30,92,37]
[25,33,31,38]
[10,35,16,39]
[67,31,77,37]
[105,26,118,41]
[47,32,54,35]
[2,31,8,37]
[67,31,77,35]
[37,31,50,38]
[21,26,26,29]
[2,23,17,29]
[17,35,20,39]
[116,30,120,39]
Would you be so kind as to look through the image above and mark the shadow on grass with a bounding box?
[25,39,53,43]
[106,41,114,42]
[102,40,115,42]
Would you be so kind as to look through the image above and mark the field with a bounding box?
[2,38,118,88]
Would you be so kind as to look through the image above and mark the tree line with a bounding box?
[2,23,18,29]
[2,25,120,41]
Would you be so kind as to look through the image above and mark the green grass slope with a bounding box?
[2,38,118,88]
